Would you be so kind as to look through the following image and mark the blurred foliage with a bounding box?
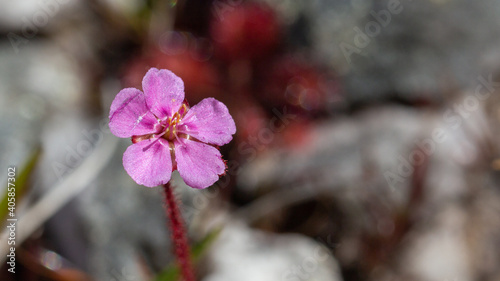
[0,146,41,222]
[153,228,221,281]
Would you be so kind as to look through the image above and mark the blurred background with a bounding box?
[1,0,500,280]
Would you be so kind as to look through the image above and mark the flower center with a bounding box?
[131,103,189,145]
[163,112,181,141]
[162,103,188,142]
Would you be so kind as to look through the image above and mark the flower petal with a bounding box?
[179,98,236,146]
[143,68,185,119]
[123,138,173,187]
[109,88,160,138]
[175,139,225,189]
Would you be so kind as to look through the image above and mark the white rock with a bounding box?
[204,221,343,281]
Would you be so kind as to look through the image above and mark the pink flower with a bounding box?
[109,68,236,189]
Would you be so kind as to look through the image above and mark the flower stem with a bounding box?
[163,182,195,281]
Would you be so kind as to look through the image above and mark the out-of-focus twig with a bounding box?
[0,134,118,262]
[0,146,42,221]
[234,183,337,224]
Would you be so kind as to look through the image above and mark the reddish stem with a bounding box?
[163,182,195,281]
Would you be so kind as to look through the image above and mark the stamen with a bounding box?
[161,106,190,143]
[168,141,177,170]
[178,103,188,117]
[173,131,183,146]
[156,130,167,139]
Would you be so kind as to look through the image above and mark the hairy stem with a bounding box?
[163,182,195,281]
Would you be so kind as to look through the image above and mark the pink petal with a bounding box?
[109,88,160,138]
[174,139,225,189]
[123,138,173,187]
[142,68,185,119]
[179,98,236,146]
